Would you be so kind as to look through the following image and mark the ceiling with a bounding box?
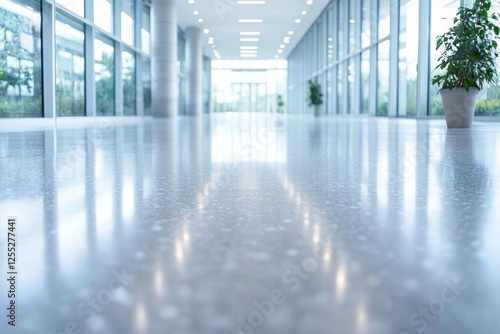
[176,0,330,60]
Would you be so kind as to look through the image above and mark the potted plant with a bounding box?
[307,79,323,116]
[432,0,500,128]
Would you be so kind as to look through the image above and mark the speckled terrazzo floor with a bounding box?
[1,113,500,334]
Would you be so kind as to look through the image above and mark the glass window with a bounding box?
[361,0,371,47]
[361,50,370,114]
[55,17,85,116]
[399,0,419,117]
[338,0,344,59]
[94,0,113,33]
[429,0,460,115]
[142,5,150,54]
[348,0,358,53]
[377,40,390,116]
[476,2,500,116]
[122,50,135,115]
[337,65,343,114]
[348,57,356,114]
[95,37,114,116]
[378,0,390,39]
[121,0,134,46]
[0,0,43,117]
[56,0,84,17]
[143,58,151,115]
[327,7,334,64]
[178,32,185,75]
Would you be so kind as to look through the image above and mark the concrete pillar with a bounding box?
[185,27,203,116]
[152,0,178,117]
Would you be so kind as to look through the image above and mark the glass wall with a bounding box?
[142,5,150,54]
[122,50,135,116]
[57,0,84,17]
[476,2,500,116]
[121,0,135,46]
[0,0,155,118]
[95,0,113,33]
[211,60,287,113]
[95,37,114,116]
[55,17,85,116]
[288,0,499,119]
[377,40,390,116]
[398,0,419,116]
[143,58,151,115]
[0,0,42,117]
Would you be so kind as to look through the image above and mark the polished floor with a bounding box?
[1,113,500,334]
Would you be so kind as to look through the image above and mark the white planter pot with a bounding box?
[313,105,322,117]
[440,88,479,128]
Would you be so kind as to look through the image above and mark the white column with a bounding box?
[152,0,178,117]
[185,26,203,116]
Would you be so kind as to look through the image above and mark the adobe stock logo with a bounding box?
[399,278,468,334]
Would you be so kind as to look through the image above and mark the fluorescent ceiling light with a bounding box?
[239,19,263,23]
[240,38,259,42]
[241,54,257,57]
[240,50,258,53]
[238,1,265,4]
[240,32,261,35]
[240,46,258,49]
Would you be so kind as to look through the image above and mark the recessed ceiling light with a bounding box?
[240,46,258,49]
[198,18,203,22]
[277,49,283,53]
[203,29,209,33]
[188,0,194,3]
[238,0,266,4]
[289,31,294,35]
[274,55,279,59]
[240,38,259,42]
[306,0,313,4]
[350,19,355,24]
[295,19,301,23]
[240,32,261,35]
[193,10,199,15]
[328,37,332,41]
[302,10,307,15]
[239,19,263,23]
[280,44,285,48]
[212,45,216,48]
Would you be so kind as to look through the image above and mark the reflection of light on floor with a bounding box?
[335,263,346,301]
[135,303,147,333]
[154,269,164,296]
[356,301,367,330]
[122,181,135,219]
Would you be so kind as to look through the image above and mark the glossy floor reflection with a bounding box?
[1,113,500,334]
